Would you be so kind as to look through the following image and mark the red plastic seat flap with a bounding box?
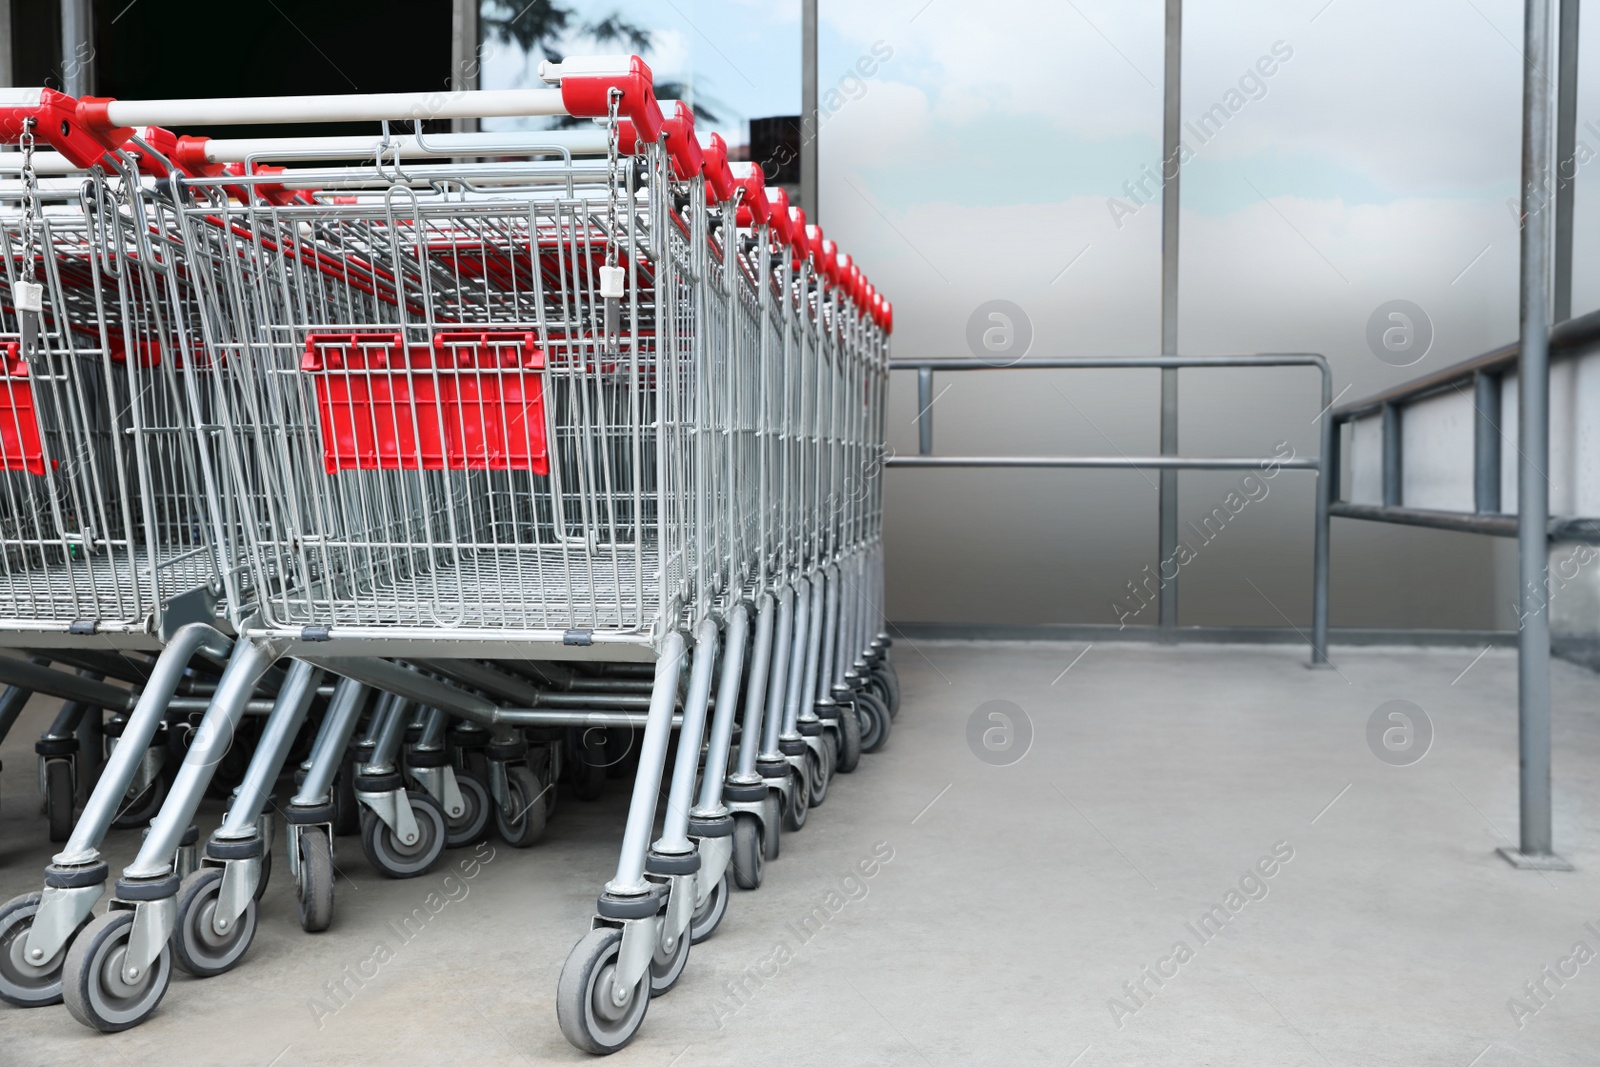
[302,332,549,476]
[0,343,45,475]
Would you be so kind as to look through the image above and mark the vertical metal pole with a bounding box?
[59,0,90,96]
[1474,371,1502,513]
[1504,0,1566,870]
[1158,0,1182,634]
[1553,0,1579,322]
[1381,403,1403,507]
[801,0,819,221]
[1311,368,1332,666]
[917,367,933,456]
[0,0,14,88]
[450,0,481,134]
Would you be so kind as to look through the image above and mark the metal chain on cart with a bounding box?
[16,117,44,355]
[600,88,625,357]
[605,88,621,271]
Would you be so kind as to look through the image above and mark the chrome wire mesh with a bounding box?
[174,146,726,639]
[0,167,220,631]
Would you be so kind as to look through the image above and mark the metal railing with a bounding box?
[1328,305,1600,544]
[887,353,1334,665]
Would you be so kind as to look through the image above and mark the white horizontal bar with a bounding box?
[266,161,617,191]
[0,152,80,175]
[102,88,568,128]
[196,129,610,164]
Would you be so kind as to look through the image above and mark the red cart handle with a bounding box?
[785,207,809,266]
[762,188,791,246]
[541,55,664,146]
[661,102,703,182]
[0,88,134,168]
[701,133,737,204]
[618,100,704,182]
[730,163,769,226]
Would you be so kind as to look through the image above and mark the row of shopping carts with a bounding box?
[0,56,896,1053]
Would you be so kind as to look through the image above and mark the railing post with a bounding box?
[1381,403,1403,508]
[1474,371,1502,514]
[1311,362,1333,667]
[917,366,933,456]
[1158,0,1183,635]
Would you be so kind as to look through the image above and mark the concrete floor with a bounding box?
[2,641,1599,1066]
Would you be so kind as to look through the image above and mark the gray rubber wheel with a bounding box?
[858,691,891,754]
[690,872,729,944]
[361,791,446,878]
[782,767,809,832]
[61,909,171,1032]
[297,828,335,933]
[762,793,781,860]
[807,745,830,807]
[333,758,360,836]
[836,698,863,774]
[536,749,560,821]
[872,662,900,718]
[445,771,492,848]
[45,759,74,842]
[649,914,690,997]
[111,774,167,830]
[556,927,649,1054]
[173,867,257,977]
[254,847,272,902]
[494,764,547,848]
[731,814,763,890]
[0,891,86,1007]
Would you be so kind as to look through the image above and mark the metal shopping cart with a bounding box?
[0,59,894,1051]
[0,124,263,1011]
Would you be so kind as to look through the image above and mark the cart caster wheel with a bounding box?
[650,915,690,997]
[730,814,764,890]
[605,728,634,779]
[781,767,810,832]
[253,847,272,902]
[61,910,171,1032]
[0,891,88,1006]
[807,744,831,807]
[537,751,560,821]
[690,872,729,944]
[872,662,900,719]
[296,828,335,933]
[445,771,492,848]
[44,759,74,842]
[112,776,167,830]
[836,697,863,774]
[857,691,891,754]
[173,868,257,977]
[494,764,547,848]
[570,751,606,801]
[332,760,360,836]
[557,927,649,1054]
[361,791,446,878]
[762,793,781,860]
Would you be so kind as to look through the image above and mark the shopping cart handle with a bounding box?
[0,87,133,168]
[700,134,737,204]
[618,101,703,183]
[729,162,770,225]
[787,206,810,265]
[661,102,703,183]
[539,55,664,146]
[761,187,792,245]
